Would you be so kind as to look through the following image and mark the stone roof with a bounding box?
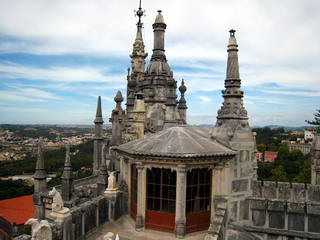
[113,125,235,158]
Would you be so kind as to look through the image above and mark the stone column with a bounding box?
[175,165,187,238]
[135,163,145,230]
[210,167,223,223]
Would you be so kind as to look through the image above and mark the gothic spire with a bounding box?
[217,30,247,120]
[62,144,73,180]
[130,0,147,73]
[34,140,46,179]
[94,96,104,124]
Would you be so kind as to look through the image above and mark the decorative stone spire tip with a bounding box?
[94,96,104,124]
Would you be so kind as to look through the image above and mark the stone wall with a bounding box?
[232,180,320,239]
[49,192,127,240]
[252,180,320,202]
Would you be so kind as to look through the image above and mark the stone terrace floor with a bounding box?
[87,215,206,240]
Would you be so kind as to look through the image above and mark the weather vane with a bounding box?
[134,0,146,26]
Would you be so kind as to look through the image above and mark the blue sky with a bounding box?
[0,0,319,126]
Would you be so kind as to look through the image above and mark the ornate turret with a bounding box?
[93,96,104,175]
[211,30,256,222]
[33,140,47,219]
[110,91,125,145]
[146,10,171,75]
[217,29,247,121]
[178,79,187,124]
[61,144,73,202]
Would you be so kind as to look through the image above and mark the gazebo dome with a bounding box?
[113,125,235,159]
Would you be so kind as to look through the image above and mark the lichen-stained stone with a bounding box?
[252,209,266,227]
[288,213,305,231]
[269,211,285,229]
[240,200,249,220]
[277,182,291,200]
[251,180,263,198]
[232,179,248,193]
[267,200,285,212]
[308,215,320,233]
[308,184,320,202]
[230,201,238,221]
[263,181,277,199]
[287,202,305,214]
[292,183,307,202]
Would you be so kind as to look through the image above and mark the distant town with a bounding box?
[0,124,112,162]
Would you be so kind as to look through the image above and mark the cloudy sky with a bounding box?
[0,0,319,126]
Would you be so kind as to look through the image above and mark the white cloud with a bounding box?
[261,90,320,97]
[0,61,122,83]
[198,96,212,103]
[0,0,319,125]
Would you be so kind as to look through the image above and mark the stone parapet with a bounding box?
[252,180,320,203]
[246,197,320,236]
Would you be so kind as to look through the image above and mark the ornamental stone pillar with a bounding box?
[135,163,145,230]
[175,165,187,238]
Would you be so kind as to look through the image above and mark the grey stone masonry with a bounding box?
[311,134,320,184]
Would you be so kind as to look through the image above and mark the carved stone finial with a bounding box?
[114,91,124,103]
[178,79,187,94]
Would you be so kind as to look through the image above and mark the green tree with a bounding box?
[306,109,320,126]
[271,165,289,182]
[257,144,266,152]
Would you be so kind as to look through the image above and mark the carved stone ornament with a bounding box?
[25,218,52,240]
[48,187,64,212]
[107,171,117,190]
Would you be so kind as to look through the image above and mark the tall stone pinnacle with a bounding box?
[62,144,73,180]
[217,29,247,120]
[34,140,46,179]
[61,144,73,202]
[94,96,104,124]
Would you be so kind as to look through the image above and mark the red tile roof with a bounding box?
[264,151,278,163]
[0,195,34,225]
